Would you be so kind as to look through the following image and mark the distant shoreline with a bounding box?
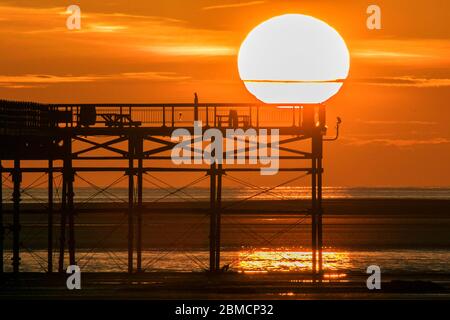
[2,198,450,215]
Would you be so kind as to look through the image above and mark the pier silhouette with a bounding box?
[0,100,331,275]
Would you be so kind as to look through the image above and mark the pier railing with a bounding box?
[0,101,323,133]
[57,103,314,129]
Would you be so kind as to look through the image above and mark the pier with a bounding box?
[0,100,331,275]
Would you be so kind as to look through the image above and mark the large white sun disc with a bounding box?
[238,14,350,104]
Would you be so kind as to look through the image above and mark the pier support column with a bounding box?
[209,163,217,272]
[58,138,71,273]
[67,167,75,266]
[12,159,21,273]
[58,174,67,273]
[61,136,76,268]
[0,161,3,274]
[311,130,324,277]
[136,137,143,273]
[317,135,323,275]
[48,159,53,273]
[127,135,135,274]
[311,135,318,276]
[215,164,223,271]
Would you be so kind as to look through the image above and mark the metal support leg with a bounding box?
[311,140,317,276]
[215,164,222,270]
[59,137,76,267]
[128,136,135,274]
[48,160,53,273]
[136,137,143,272]
[67,170,75,266]
[0,161,3,274]
[58,164,67,273]
[209,163,217,272]
[317,135,323,273]
[317,136,323,274]
[12,159,21,273]
[312,131,324,277]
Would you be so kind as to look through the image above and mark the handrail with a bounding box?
[1,100,329,131]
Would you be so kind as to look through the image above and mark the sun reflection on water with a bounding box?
[235,249,351,274]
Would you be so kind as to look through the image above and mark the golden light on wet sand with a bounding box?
[236,249,351,273]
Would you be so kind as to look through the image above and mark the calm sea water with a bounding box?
[4,186,450,203]
[3,249,450,274]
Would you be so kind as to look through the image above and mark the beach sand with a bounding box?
[2,199,450,250]
[1,199,449,299]
[1,272,449,300]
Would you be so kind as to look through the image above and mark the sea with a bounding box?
[1,187,449,274]
[4,186,450,203]
[3,249,450,274]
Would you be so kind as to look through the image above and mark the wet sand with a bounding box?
[1,272,449,300]
[1,199,449,299]
[2,199,450,250]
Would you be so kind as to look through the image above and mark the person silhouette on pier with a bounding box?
[194,92,199,122]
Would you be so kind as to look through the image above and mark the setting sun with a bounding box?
[238,14,350,104]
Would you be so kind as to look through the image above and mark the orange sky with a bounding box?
[1,0,449,186]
